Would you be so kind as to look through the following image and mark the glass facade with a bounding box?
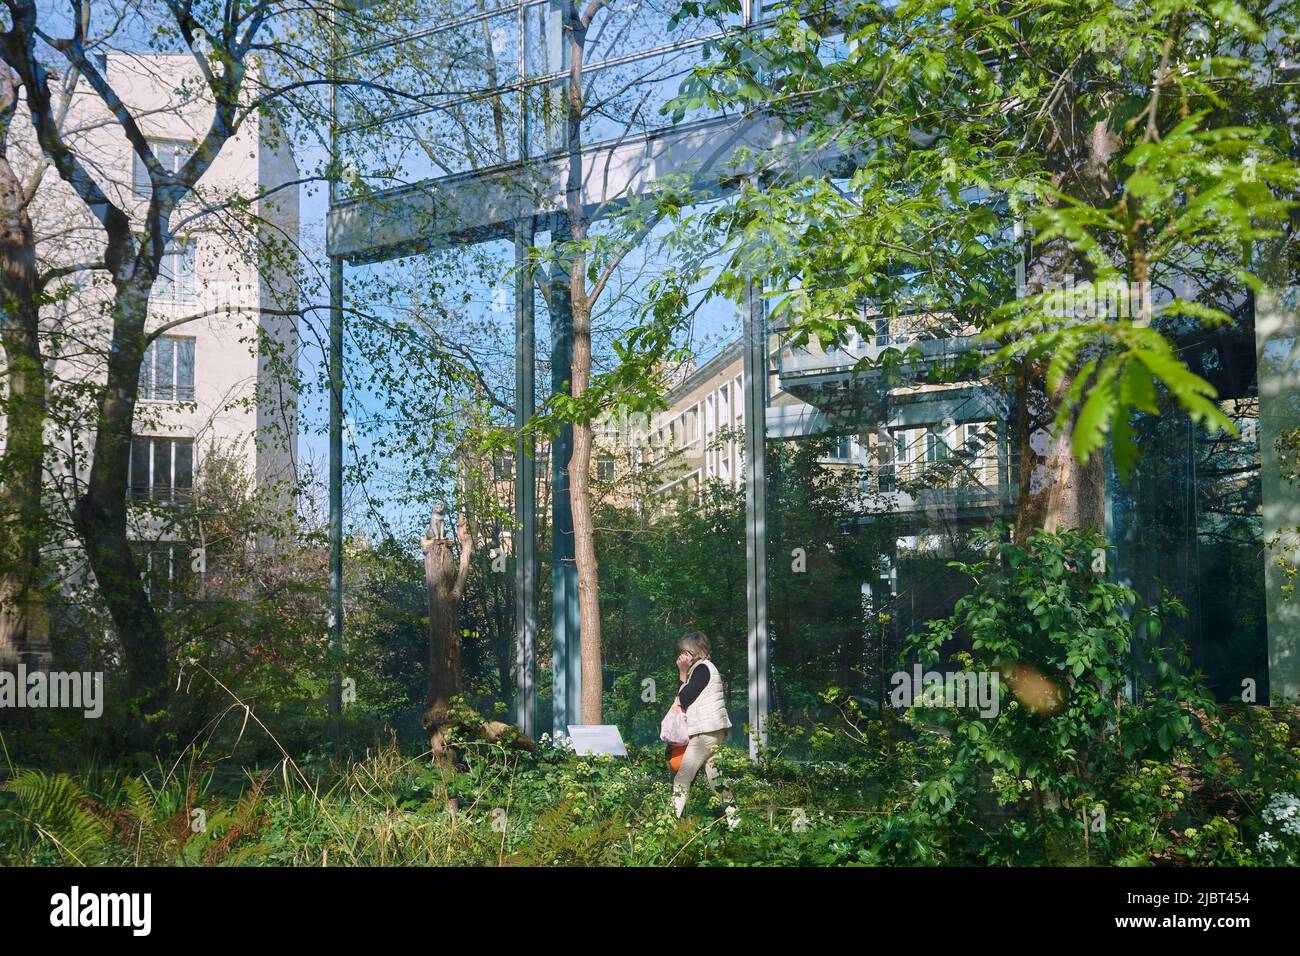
[328,2,1293,753]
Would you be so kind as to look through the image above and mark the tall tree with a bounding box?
[0,0,337,739]
[535,0,733,723]
[0,65,44,667]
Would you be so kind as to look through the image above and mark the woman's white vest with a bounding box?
[684,659,732,736]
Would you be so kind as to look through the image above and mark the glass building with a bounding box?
[326,1,1300,753]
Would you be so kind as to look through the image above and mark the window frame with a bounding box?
[132,140,190,197]
[139,335,196,402]
[152,238,198,303]
[129,436,195,503]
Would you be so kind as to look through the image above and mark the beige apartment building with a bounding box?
[7,52,299,611]
[592,312,1012,527]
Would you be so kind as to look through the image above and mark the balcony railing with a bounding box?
[129,484,194,505]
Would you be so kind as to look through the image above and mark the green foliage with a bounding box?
[660,0,1298,471]
[896,527,1230,863]
[3,697,1298,866]
[506,799,627,866]
[2,770,112,865]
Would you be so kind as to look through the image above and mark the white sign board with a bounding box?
[567,724,628,757]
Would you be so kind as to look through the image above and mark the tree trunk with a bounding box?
[0,75,45,670]
[1013,233,1108,540]
[1014,356,1107,542]
[564,15,603,724]
[569,299,603,723]
[421,503,472,765]
[73,283,170,740]
[1013,99,1120,541]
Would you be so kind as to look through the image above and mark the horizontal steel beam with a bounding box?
[327,114,783,264]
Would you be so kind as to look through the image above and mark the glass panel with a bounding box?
[765,298,1019,754]
[339,237,520,739]
[155,337,175,402]
[336,0,524,58]
[132,150,150,195]
[1111,319,1267,701]
[523,2,562,79]
[526,200,748,746]
[154,439,172,499]
[154,243,195,301]
[140,341,154,399]
[338,13,521,130]
[338,91,521,196]
[577,46,720,150]
[176,337,195,401]
[582,0,734,68]
[130,438,151,498]
[174,440,193,501]
[178,243,196,299]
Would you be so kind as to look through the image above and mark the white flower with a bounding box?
[1257,831,1280,854]
[1261,793,1300,834]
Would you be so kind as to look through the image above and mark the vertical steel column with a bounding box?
[742,274,770,759]
[326,3,344,751]
[514,217,538,740]
[739,7,768,760]
[1258,285,1300,704]
[512,4,538,740]
[328,258,344,748]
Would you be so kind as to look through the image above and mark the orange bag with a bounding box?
[668,743,687,773]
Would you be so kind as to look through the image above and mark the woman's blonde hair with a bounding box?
[679,632,710,660]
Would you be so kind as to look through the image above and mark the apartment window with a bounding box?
[596,454,616,483]
[493,452,514,480]
[129,437,194,503]
[827,435,853,461]
[132,140,189,196]
[135,542,194,608]
[926,428,951,462]
[153,240,196,302]
[139,336,195,402]
[894,429,912,464]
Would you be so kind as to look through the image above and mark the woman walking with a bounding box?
[672,632,733,818]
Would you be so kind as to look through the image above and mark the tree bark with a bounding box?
[421,502,472,765]
[1014,359,1107,542]
[569,299,603,723]
[1013,238,1107,543]
[1013,90,1121,541]
[74,284,170,733]
[565,10,603,724]
[0,69,45,670]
